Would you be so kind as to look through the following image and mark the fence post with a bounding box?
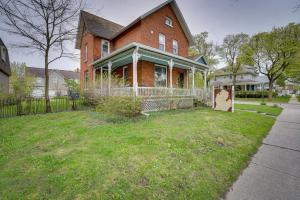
[232,85,235,113]
[212,86,214,109]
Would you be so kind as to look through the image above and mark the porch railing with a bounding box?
[94,87,208,99]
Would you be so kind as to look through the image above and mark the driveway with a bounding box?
[225,95,300,200]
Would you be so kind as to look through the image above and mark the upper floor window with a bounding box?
[165,17,173,27]
[172,40,178,55]
[84,44,88,62]
[1,46,6,62]
[159,33,165,51]
[101,40,110,57]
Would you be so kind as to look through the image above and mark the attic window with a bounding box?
[165,17,173,27]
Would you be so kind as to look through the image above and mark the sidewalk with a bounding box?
[225,95,300,200]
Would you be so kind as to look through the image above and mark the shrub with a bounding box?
[260,102,266,105]
[96,96,142,118]
[235,90,277,98]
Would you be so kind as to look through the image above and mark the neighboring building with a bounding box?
[75,0,208,96]
[210,65,269,91]
[0,38,11,94]
[26,67,79,97]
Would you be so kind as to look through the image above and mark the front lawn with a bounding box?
[235,104,283,116]
[0,108,276,199]
[235,96,291,103]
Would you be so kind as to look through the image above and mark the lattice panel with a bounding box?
[142,98,194,112]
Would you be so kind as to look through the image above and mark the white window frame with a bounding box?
[165,17,173,27]
[84,44,88,62]
[101,39,110,58]
[172,40,178,55]
[154,64,167,87]
[123,66,128,86]
[159,33,165,51]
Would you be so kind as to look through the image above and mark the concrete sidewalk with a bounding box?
[225,95,300,200]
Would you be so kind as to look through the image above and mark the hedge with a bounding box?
[235,90,277,98]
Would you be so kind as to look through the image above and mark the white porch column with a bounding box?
[168,59,174,89]
[191,66,195,95]
[100,67,103,90]
[203,70,207,91]
[93,68,96,89]
[108,61,112,95]
[132,48,140,96]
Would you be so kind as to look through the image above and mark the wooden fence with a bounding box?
[0,97,86,118]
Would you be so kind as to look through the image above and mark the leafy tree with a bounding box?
[0,0,83,112]
[243,23,300,99]
[218,33,250,88]
[65,79,79,93]
[190,32,219,67]
[9,62,35,98]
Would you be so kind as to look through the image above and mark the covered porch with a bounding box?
[91,42,208,98]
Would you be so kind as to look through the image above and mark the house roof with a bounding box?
[188,55,208,65]
[0,38,11,76]
[75,0,194,49]
[26,67,79,80]
[214,65,258,76]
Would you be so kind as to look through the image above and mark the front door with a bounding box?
[178,72,184,88]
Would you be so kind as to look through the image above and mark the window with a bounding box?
[172,40,178,55]
[165,17,173,27]
[178,72,184,88]
[123,66,128,86]
[84,70,89,89]
[159,33,165,51]
[1,46,6,62]
[229,75,232,79]
[101,40,110,57]
[84,44,88,62]
[154,65,167,87]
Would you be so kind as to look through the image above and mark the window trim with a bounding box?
[172,40,178,55]
[159,33,165,52]
[84,44,88,63]
[165,17,173,27]
[123,66,128,86]
[154,64,167,87]
[84,70,89,89]
[101,39,110,58]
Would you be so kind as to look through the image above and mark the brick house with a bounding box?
[75,0,208,96]
[0,38,11,94]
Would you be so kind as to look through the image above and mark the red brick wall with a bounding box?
[113,22,142,50]
[80,31,94,90]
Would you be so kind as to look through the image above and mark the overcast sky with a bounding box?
[0,0,299,71]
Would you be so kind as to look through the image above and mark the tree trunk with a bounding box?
[268,81,273,101]
[45,51,51,113]
[232,74,237,90]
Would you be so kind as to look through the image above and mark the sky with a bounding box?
[0,0,299,71]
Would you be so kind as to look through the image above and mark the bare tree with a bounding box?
[218,33,249,89]
[0,0,83,112]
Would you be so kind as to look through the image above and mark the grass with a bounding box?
[235,104,283,116]
[0,108,276,199]
[297,96,300,102]
[235,96,291,103]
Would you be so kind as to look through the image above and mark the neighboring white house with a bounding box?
[26,67,79,97]
[210,65,270,91]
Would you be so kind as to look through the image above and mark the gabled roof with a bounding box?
[26,67,79,80]
[75,11,124,49]
[75,0,194,49]
[0,38,11,76]
[188,55,208,65]
[112,0,193,44]
[214,65,258,76]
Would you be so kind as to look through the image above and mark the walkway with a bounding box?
[226,95,300,200]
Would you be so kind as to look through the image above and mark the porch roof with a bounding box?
[91,42,208,71]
